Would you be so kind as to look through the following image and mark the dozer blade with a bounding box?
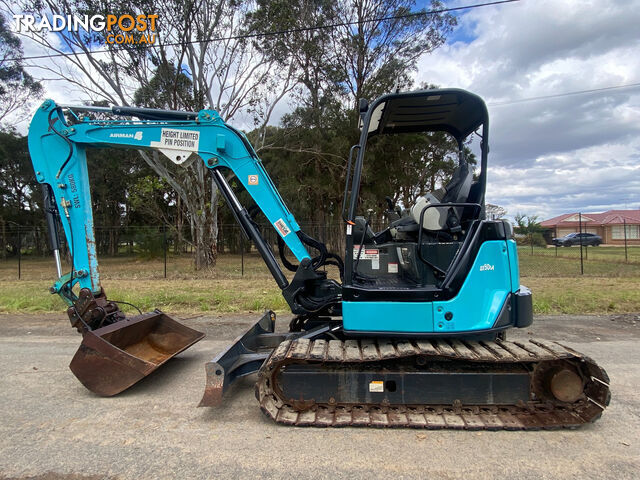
[198,311,328,407]
[69,311,204,396]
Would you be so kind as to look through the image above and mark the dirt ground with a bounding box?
[0,312,638,480]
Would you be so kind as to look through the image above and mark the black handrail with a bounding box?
[341,144,361,223]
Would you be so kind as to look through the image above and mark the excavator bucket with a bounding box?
[69,311,204,396]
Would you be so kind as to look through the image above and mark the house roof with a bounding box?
[541,209,640,227]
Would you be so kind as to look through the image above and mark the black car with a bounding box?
[552,232,602,247]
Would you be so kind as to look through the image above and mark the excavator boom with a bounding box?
[28,100,330,395]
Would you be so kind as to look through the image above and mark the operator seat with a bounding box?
[386,162,473,241]
[410,162,472,233]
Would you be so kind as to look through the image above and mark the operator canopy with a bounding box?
[365,88,488,141]
[360,89,488,234]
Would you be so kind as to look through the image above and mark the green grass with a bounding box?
[0,253,638,316]
[518,246,640,277]
[524,277,640,314]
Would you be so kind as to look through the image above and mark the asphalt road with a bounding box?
[0,312,638,480]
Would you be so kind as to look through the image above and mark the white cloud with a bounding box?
[415,0,640,219]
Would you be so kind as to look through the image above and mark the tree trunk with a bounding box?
[1,219,7,260]
[138,151,219,270]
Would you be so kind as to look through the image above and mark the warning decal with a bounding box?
[151,128,200,151]
[369,380,384,393]
[353,247,379,260]
[274,218,291,237]
[150,128,201,165]
[248,174,259,185]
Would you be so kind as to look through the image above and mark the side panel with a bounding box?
[506,238,520,292]
[342,300,434,333]
[343,241,511,334]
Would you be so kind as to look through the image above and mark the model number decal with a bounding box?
[479,264,495,271]
[274,218,290,237]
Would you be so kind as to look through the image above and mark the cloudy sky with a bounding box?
[9,0,640,221]
[415,0,640,220]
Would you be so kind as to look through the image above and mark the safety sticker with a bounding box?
[248,174,259,185]
[274,218,291,237]
[388,262,398,273]
[369,380,384,393]
[151,128,200,151]
[352,248,379,260]
[150,128,201,165]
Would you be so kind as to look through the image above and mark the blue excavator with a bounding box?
[28,89,609,429]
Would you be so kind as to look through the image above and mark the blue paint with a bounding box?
[506,239,520,292]
[28,100,311,303]
[343,241,511,334]
[28,102,99,296]
[343,301,434,333]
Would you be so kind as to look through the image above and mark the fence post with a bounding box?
[530,233,533,255]
[579,213,584,275]
[17,228,21,280]
[163,225,167,279]
[623,218,628,262]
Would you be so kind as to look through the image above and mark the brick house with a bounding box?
[541,210,640,245]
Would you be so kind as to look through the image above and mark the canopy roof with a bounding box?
[366,88,488,141]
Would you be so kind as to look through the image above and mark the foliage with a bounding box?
[7,0,459,268]
[245,0,460,226]
[486,204,507,220]
[514,213,543,234]
[0,16,43,129]
[513,214,545,246]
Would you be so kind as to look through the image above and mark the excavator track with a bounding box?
[255,337,610,430]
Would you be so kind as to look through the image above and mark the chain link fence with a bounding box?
[517,242,639,277]
[0,223,345,280]
[1,224,638,280]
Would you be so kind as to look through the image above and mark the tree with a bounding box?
[249,0,458,229]
[331,0,456,110]
[0,15,42,129]
[0,130,44,256]
[486,204,507,220]
[11,0,294,269]
[514,214,543,234]
[514,213,545,246]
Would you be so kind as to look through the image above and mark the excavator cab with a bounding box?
[341,89,532,336]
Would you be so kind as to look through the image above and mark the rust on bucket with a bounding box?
[69,311,204,396]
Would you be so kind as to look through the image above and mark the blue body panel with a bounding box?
[28,100,311,300]
[343,240,511,334]
[506,239,520,291]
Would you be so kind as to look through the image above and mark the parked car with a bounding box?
[552,232,602,247]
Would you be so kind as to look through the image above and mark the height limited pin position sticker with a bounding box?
[248,175,259,185]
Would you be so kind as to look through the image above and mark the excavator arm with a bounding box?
[29,101,317,297]
[28,99,340,396]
